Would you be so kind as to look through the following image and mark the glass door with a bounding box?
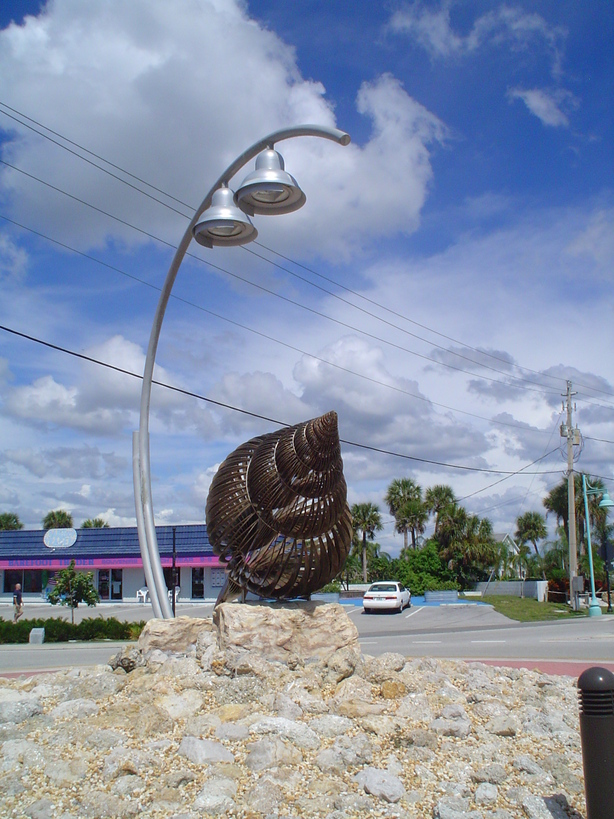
[111,569,123,600]
[98,569,110,600]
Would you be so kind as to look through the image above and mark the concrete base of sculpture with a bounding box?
[133,602,359,667]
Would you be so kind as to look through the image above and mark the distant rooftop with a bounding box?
[0,524,213,562]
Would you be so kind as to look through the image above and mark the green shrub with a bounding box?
[42,618,76,642]
[127,621,147,641]
[0,616,145,644]
[317,581,341,593]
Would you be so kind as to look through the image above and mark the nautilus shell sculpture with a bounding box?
[206,411,352,606]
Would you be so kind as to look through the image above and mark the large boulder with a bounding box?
[214,601,359,663]
[137,616,213,656]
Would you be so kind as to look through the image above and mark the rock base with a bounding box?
[0,604,586,819]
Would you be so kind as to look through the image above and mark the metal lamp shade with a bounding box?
[235,149,306,215]
[599,491,614,509]
[192,187,257,247]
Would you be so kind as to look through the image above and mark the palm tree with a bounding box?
[0,512,24,530]
[544,475,608,559]
[385,478,422,550]
[424,484,456,535]
[43,509,74,529]
[436,504,496,586]
[515,511,547,557]
[81,518,109,528]
[542,527,569,576]
[351,502,383,583]
[515,511,548,579]
[511,542,532,580]
[396,497,428,550]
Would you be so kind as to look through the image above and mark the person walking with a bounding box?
[13,583,23,623]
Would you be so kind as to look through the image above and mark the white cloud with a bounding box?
[208,370,312,435]
[0,1,445,262]
[507,87,577,127]
[566,208,614,271]
[5,445,127,480]
[0,233,28,281]
[389,2,566,75]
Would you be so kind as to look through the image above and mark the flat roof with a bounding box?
[0,524,221,569]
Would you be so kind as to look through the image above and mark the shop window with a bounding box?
[4,570,22,594]
[23,570,43,593]
[192,568,204,599]
[3,569,43,594]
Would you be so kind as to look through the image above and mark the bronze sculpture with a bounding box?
[206,411,352,606]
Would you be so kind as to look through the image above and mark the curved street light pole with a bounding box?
[133,125,351,618]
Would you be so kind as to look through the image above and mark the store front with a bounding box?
[0,524,224,603]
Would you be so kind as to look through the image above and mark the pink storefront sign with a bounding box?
[1,556,222,569]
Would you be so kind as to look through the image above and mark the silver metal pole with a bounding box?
[132,432,163,618]
[135,125,351,618]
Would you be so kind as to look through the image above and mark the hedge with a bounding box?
[0,616,146,644]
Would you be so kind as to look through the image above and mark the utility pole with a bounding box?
[561,381,580,609]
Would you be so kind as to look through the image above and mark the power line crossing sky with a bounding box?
[0,0,612,551]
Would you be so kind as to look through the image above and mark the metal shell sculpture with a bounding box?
[206,411,352,606]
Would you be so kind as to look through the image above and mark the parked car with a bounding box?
[363,581,411,613]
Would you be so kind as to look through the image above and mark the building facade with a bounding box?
[0,525,225,603]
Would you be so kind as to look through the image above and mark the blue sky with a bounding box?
[0,0,612,553]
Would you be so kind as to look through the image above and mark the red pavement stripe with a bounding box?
[476,659,614,677]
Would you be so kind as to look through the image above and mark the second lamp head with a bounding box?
[234,149,306,216]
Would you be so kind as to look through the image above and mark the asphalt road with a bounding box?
[346,603,614,674]
[1,601,613,677]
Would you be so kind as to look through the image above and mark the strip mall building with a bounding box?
[0,525,225,603]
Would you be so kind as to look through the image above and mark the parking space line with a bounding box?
[405,606,424,619]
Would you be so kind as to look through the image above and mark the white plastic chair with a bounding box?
[136,587,149,603]
[168,586,180,603]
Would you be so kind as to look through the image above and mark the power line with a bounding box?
[0,156,565,401]
[251,241,614,403]
[0,212,571,437]
[3,100,614,405]
[241,243,564,398]
[0,323,567,477]
[6,156,612,420]
[0,101,193,213]
[456,448,562,502]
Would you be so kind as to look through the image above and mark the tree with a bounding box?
[81,518,109,528]
[436,504,497,587]
[544,475,608,563]
[424,485,456,535]
[511,542,532,580]
[43,509,74,529]
[396,498,428,552]
[47,560,99,624]
[515,511,548,579]
[0,512,24,531]
[351,502,383,583]
[385,478,422,551]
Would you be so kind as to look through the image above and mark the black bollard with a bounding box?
[577,666,614,819]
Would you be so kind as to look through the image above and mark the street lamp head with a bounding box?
[192,186,257,247]
[599,491,614,509]
[235,149,306,216]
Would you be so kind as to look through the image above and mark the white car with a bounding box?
[363,581,411,613]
